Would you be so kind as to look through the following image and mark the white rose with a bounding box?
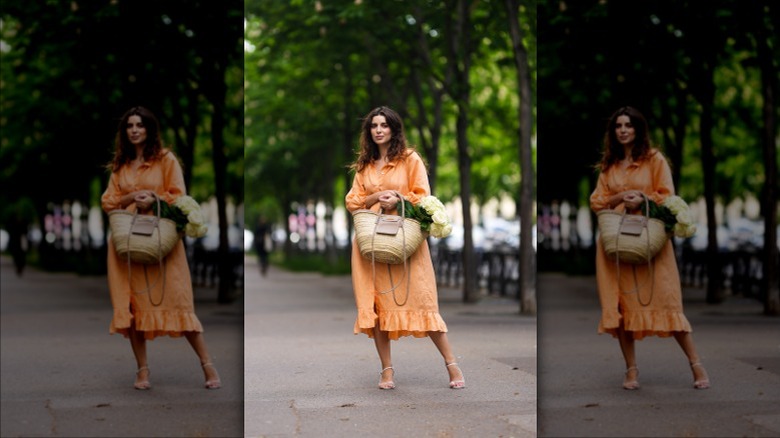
[440,223,453,238]
[675,210,692,226]
[430,222,444,238]
[420,196,445,216]
[188,210,205,226]
[674,222,696,238]
[663,196,686,215]
[432,211,448,225]
[419,197,436,214]
[185,223,208,238]
[174,196,199,215]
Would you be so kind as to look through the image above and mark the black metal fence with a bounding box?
[536,200,775,303]
[430,243,521,299]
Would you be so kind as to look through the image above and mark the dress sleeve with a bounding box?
[159,151,186,204]
[345,171,367,213]
[589,170,611,212]
[403,151,430,205]
[647,151,675,204]
[101,171,122,213]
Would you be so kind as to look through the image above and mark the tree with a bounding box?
[506,0,536,314]
[1,1,243,296]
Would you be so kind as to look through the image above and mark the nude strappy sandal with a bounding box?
[378,366,395,390]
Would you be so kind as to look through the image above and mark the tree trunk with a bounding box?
[456,104,480,303]
[658,85,687,191]
[505,0,536,315]
[699,77,724,304]
[343,58,356,259]
[208,80,233,304]
[755,0,779,315]
[446,0,479,303]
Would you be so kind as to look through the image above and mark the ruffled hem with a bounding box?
[110,309,204,340]
[599,310,692,340]
[354,309,448,340]
[354,308,380,331]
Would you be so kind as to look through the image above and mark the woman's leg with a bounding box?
[616,326,639,389]
[428,331,464,386]
[128,325,150,389]
[184,332,221,388]
[673,331,710,388]
[373,326,395,388]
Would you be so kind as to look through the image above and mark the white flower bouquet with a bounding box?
[401,195,453,238]
[640,195,696,238]
[152,195,209,238]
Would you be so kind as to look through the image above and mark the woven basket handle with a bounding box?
[126,191,166,307]
[615,192,654,306]
[371,190,411,306]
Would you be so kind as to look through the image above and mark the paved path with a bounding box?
[537,272,780,437]
[0,255,244,437]
[244,256,537,438]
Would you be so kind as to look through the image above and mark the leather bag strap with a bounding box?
[126,192,166,307]
[371,191,411,306]
[615,192,654,307]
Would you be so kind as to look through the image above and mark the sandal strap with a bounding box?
[137,366,149,374]
[380,366,394,374]
[446,362,459,368]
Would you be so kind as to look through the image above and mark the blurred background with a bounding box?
[536,0,779,313]
[243,0,538,312]
[0,1,244,303]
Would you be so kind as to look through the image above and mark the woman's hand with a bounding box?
[133,191,156,212]
[622,191,644,211]
[377,191,400,211]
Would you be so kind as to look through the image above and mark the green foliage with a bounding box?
[401,199,433,232]
[151,200,188,233]
[245,0,534,235]
[639,199,677,234]
[1,1,243,217]
[538,0,778,208]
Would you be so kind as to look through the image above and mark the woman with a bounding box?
[590,106,710,390]
[345,106,465,390]
[101,106,221,390]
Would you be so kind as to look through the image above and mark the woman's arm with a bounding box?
[101,171,153,211]
[590,170,644,211]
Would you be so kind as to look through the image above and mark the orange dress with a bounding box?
[589,149,692,340]
[345,149,448,340]
[101,150,203,340]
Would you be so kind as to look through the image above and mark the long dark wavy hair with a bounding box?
[350,106,415,173]
[108,106,164,172]
[597,106,654,172]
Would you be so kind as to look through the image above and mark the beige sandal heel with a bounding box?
[623,366,639,390]
[378,366,395,390]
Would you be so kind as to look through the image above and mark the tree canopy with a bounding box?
[244,0,534,230]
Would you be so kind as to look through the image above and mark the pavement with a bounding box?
[244,255,537,438]
[537,272,780,437]
[7,250,770,438]
[0,255,245,438]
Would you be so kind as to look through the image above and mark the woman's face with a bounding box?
[615,115,636,147]
[370,115,392,148]
[126,115,147,146]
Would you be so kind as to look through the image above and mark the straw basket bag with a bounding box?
[597,193,669,265]
[108,193,180,265]
[352,193,426,265]
[108,193,181,306]
[352,192,427,306]
[596,193,671,306]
